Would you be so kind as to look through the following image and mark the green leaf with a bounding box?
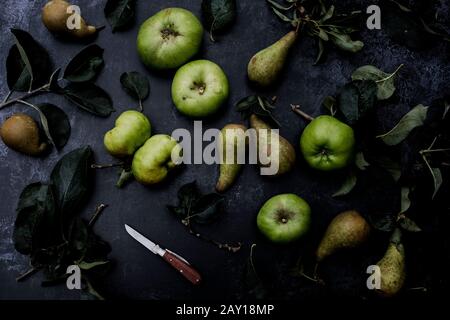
[37,104,71,150]
[399,216,421,232]
[104,0,136,32]
[351,65,401,100]
[370,214,396,232]
[9,29,52,91]
[63,83,114,117]
[236,95,258,112]
[120,72,150,105]
[266,0,292,11]
[338,80,377,125]
[314,38,326,65]
[332,171,357,197]
[377,104,428,146]
[422,155,443,199]
[192,193,224,224]
[328,31,364,52]
[320,5,335,23]
[235,95,280,127]
[64,45,104,83]
[270,7,292,22]
[67,217,88,261]
[374,156,402,181]
[6,45,31,91]
[355,152,370,170]
[202,0,237,39]
[399,187,411,214]
[13,183,57,255]
[50,146,93,217]
[78,260,110,270]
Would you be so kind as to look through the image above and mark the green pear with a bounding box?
[104,110,151,158]
[247,31,297,87]
[216,124,248,192]
[316,210,370,262]
[132,134,182,185]
[376,229,406,297]
[250,114,296,176]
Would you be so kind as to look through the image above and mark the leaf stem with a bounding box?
[138,99,143,113]
[184,223,241,253]
[0,84,50,110]
[376,64,404,83]
[291,104,315,121]
[91,162,124,169]
[88,204,108,227]
[420,148,450,154]
[2,90,13,104]
[16,267,40,282]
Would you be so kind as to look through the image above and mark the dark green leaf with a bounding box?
[374,156,402,181]
[78,260,110,270]
[192,193,224,224]
[270,7,292,22]
[399,216,421,232]
[266,0,293,11]
[104,0,136,32]
[178,181,201,211]
[10,29,52,90]
[332,171,357,197]
[67,218,88,261]
[63,83,114,117]
[120,72,150,102]
[236,95,258,112]
[377,104,428,146]
[328,31,363,52]
[50,146,93,217]
[13,183,57,255]
[355,152,370,171]
[6,45,31,91]
[37,104,71,150]
[351,65,401,100]
[202,0,237,37]
[370,214,396,232]
[322,95,336,113]
[338,80,377,125]
[64,45,104,83]
[314,38,326,65]
[400,187,411,214]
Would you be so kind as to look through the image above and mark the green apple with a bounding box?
[132,134,182,185]
[300,115,355,171]
[257,194,311,244]
[137,8,203,70]
[104,110,151,158]
[171,60,229,118]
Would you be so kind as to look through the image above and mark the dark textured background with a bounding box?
[0,0,449,300]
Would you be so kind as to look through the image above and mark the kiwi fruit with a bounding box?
[42,0,97,39]
[0,113,47,156]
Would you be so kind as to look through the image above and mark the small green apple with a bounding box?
[171,60,229,118]
[132,134,182,185]
[300,115,355,171]
[104,110,151,158]
[137,8,203,70]
[257,194,311,244]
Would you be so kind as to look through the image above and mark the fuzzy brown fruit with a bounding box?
[0,113,47,156]
[316,210,371,262]
[42,0,97,39]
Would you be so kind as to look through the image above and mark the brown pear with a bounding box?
[216,124,248,192]
[250,114,296,176]
[316,210,371,262]
[247,31,297,87]
[42,0,97,39]
[0,114,47,156]
[376,230,406,297]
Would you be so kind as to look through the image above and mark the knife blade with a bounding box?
[124,224,201,285]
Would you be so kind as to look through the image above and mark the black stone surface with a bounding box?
[0,0,448,300]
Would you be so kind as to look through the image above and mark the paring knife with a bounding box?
[124,224,202,285]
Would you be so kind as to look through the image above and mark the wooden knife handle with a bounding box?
[162,251,202,285]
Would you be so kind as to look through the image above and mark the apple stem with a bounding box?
[91,162,125,169]
[291,104,314,121]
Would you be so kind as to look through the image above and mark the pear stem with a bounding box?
[91,162,125,169]
[88,204,108,228]
[291,104,315,121]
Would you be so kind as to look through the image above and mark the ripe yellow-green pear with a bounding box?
[42,0,97,39]
[376,229,406,297]
[250,114,296,176]
[104,111,151,158]
[247,31,297,87]
[216,124,248,193]
[132,135,182,185]
[316,210,370,261]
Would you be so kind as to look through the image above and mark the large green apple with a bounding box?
[300,115,355,171]
[104,110,151,158]
[171,60,229,118]
[137,8,203,70]
[257,194,311,244]
[132,134,182,185]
